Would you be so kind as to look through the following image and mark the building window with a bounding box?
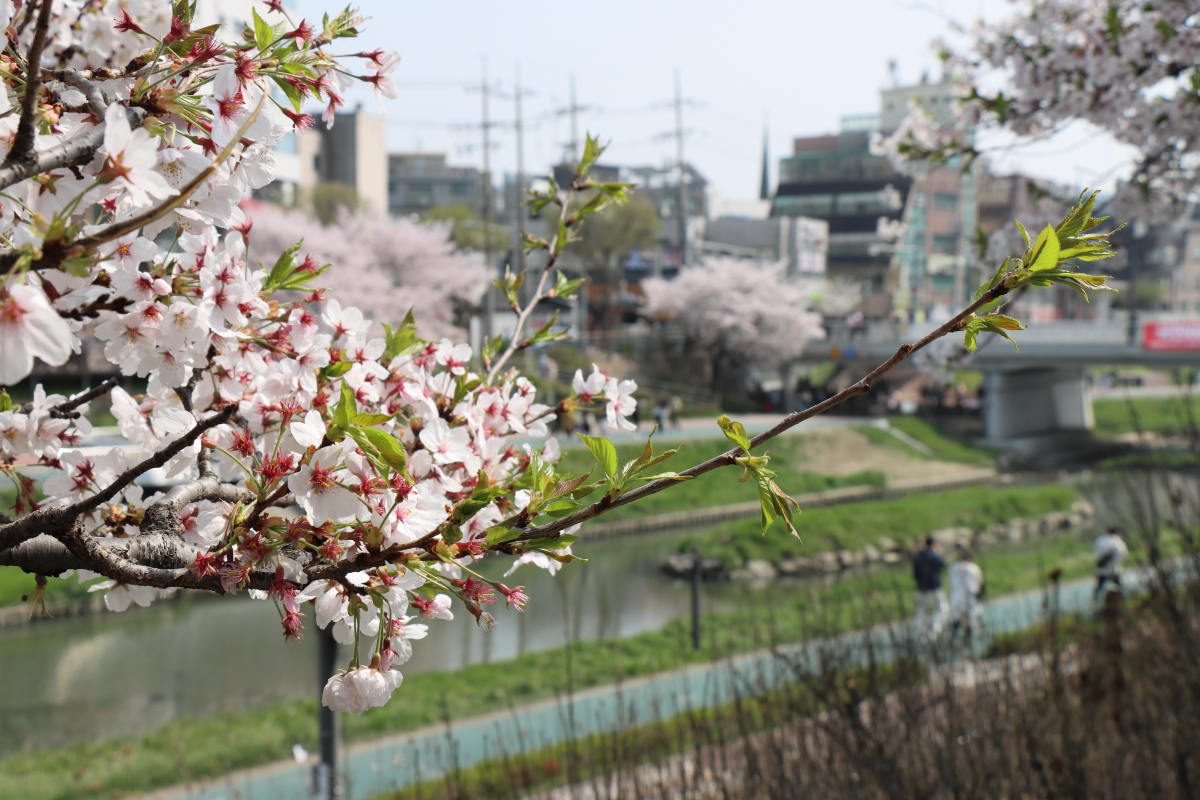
[835,191,887,215]
[774,194,832,217]
[406,184,434,207]
[453,183,469,197]
[932,234,958,254]
[933,192,958,211]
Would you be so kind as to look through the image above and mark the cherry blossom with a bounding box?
[0,283,76,385]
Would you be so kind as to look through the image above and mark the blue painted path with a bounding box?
[146,570,1154,800]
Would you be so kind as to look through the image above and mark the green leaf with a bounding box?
[577,134,606,178]
[381,309,424,363]
[331,382,357,429]
[1015,220,1030,249]
[354,427,409,475]
[578,434,618,478]
[0,390,11,412]
[351,413,392,427]
[264,240,303,292]
[251,7,273,50]
[485,526,520,547]
[1027,225,1061,272]
[1055,190,1099,240]
[551,270,584,300]
[717,414,752,453]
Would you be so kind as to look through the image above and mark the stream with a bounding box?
[0,524,866,757]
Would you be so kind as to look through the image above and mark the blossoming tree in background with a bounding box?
[877,0,1199,219]
[247,204,488,339]
[0,0,1122,720]
[641,258,826,392]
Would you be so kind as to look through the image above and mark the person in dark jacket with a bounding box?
[913,537,947,639]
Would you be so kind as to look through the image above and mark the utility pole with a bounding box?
[314,626,339,799]
[465,57,501,338]
[512,63,532,278]
[673,69,690,268]
[554,75,593,164]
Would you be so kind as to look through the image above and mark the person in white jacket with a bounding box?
[948,549,984,645]
[1093,527,1128,601]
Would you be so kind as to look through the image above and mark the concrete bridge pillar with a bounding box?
[983,367,1095,460]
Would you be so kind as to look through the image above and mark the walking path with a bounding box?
[148,571,1120,800]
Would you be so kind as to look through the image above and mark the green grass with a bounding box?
[0,520,1097,800]
[556,433,885,524]
[871,416,996,467]
[554,418,993,525]
[688,483,1080,568]
[1093,395,1200,438]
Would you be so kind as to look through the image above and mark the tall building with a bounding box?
[387,153,483,218]
[297,106,388,212]
[772,121,909,318]
[772,78,974,321]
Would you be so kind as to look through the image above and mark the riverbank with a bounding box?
[0,418,991,615]
[0,518,1099,800]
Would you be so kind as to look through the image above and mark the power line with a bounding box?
[550,75,596,164]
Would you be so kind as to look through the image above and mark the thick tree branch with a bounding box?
[5,0,55,168]
[0,405,236,555]
[53,68,109,119]
[0,106,145,195]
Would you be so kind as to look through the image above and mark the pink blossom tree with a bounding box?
[247,204,488,339]
[642,259,827,391]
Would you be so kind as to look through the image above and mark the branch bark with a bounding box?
[4,0,56,168]
[508,285,1004,543]
[0,405,236,555]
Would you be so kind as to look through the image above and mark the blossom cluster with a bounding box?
[879,0,1200,216]
[0,0,637,716]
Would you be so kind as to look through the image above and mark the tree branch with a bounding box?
[508,285,1004,543]
[22,377,118,418]
[5,0,55,168]
[0,405,236,555]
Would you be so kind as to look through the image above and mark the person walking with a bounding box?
[1093,527,1128,601]
[948,549,985,646]
[913,537,947,640]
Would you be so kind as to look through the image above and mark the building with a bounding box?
[388,153,483,218]
[296,106,388,212]
[772,78,974,320]
[700,216,827,276]
[772,122,909,317]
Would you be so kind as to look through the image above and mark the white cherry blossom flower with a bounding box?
[99,104,176,207]
[0,283,75,384]
[322,666,402,715]
[290,410,327,449]
[287,444,361,523]
[604,378,638,432]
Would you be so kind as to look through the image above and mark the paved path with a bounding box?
[149,572,1119,800]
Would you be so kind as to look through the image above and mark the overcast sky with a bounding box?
[292,0,1137,201]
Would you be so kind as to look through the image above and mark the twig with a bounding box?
[5,0,55,168]
[53,68,109,118]
[509,285,1004,543]
[485,184,577,383]
[22,376,118,418]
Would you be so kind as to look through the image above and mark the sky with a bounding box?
[292,0,1138,202]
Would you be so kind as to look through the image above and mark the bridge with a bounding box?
[808,316,1200,461]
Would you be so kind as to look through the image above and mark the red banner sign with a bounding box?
[1143,321,1200,351]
